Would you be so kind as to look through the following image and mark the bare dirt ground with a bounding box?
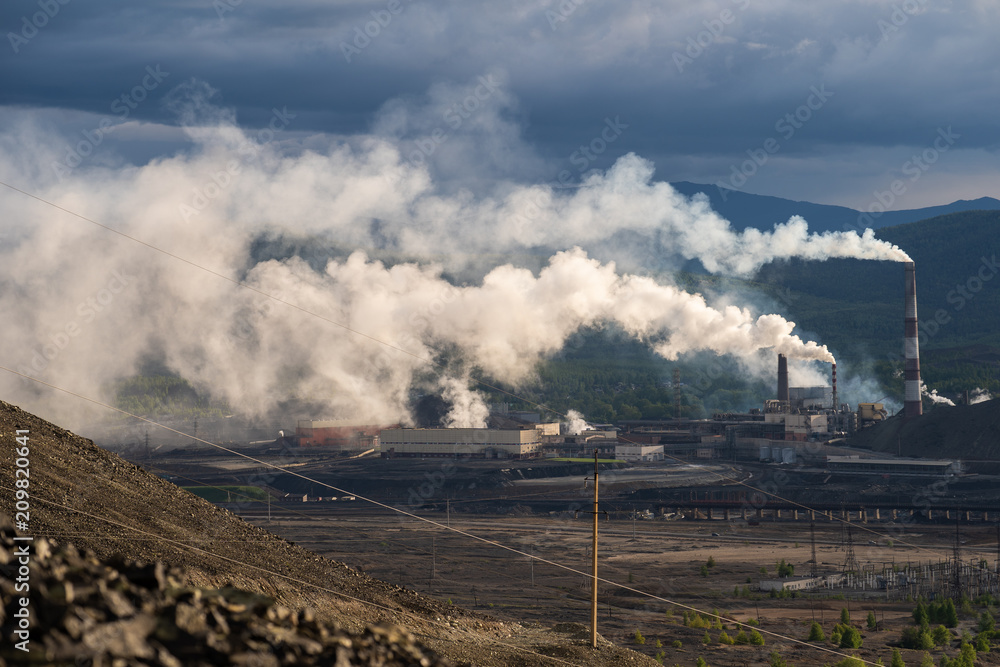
[241,504,1000,666]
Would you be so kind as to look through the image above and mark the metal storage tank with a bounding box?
[782,447,796,464]
[759,445,770,461]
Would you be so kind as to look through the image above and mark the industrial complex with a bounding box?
[281,264,956,476]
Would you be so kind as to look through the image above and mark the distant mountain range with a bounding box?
[669,181,1000,234]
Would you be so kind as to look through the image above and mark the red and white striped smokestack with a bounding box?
[904,261,923,419]
[777,353,789,402]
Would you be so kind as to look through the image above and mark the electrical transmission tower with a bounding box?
[952,515,963,599]
[810,520,818,577]
[842,524,860,574]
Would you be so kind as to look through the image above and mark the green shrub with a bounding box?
[700,564,709,577]
[919,652,934,667]
[718,631,733,645]
[841,607,851,624]
[945,599,959,628]
[695,658,707,667]
[749,629,765,646]
[776,559,794,578]
[914,602,930,627]
[706,556,716,568]
[840,626,863,649]
[734,629,749,645]
[868,611,878,630]
[769,650,787,667]
[901,625,935,650]
[671,639,682,649]
[933,625,951,646]
[891,648,905,667]
[703,631,711,645]
[979,610,996,633]
[633,629,645,645]
[808,621,826,641]
[655,638,662,648]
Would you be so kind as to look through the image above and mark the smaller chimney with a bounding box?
[831,362,838,412]
[777,354,789,402]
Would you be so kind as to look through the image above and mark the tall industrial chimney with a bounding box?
[777,353,789,402]
[904,261,923,420]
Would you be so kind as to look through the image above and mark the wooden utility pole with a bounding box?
[591,449,599,648]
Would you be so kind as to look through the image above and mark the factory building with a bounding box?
[826,456,961,477]
[380,427,543,458]
[614,444,665,462]
[296,420,397,452]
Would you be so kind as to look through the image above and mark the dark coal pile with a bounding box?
[0,515,453,667]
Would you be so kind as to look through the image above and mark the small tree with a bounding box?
[914,602,930,627]
[703,630,711,645]
[868,611,879,630]
[808,621,826,641]
[776,559,794,578]
[700,564,709,577]
[749,629,765,645]
[841,607,851,625]
[734,629,749,645]
[978,609,995,634]
[840,626,863,649]
[919,652,934,667]
[932,625,951,646]
[944,599,959,628]
[769,650,788,667]
[891,648,906,667]
[706,555,716,568]
[633,629,645,645]
[718,631,734,645]
[695,658,708,667]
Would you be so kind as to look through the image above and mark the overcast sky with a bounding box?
[1,0,998,209]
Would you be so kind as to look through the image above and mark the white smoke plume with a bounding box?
[970,387,993,405]
[564,409,590,436]
[0,86,909,429]
[921,382,955,406]
[438,376,490,428]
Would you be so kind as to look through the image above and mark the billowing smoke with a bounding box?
[970,387,992,405]
[438,376,489,428]
[0,85,911,428]
[564,409,590,436]
[921,382,955,407]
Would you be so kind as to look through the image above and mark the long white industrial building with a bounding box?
[379,427,543,458]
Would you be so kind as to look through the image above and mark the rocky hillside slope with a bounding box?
[0,399,655,666]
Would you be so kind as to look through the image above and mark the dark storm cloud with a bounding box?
[2,0,998,203]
